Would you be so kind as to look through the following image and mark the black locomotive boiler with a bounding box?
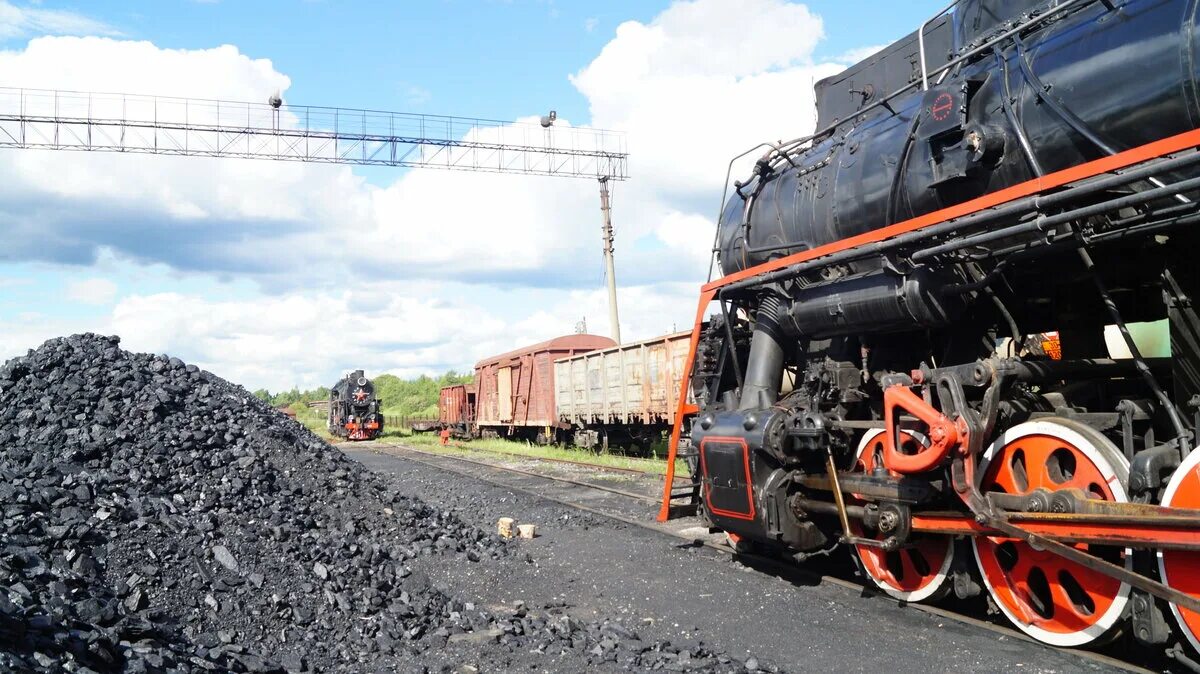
[659,0,1200,660]
[328,370,384,441]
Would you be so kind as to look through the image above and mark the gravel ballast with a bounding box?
[0,334,768,673]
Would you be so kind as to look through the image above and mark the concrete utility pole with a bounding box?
[598,176,621,344]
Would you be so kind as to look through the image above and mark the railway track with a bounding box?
[397,438,694,482]
[373,441,665,504]
[364,441,1153,674]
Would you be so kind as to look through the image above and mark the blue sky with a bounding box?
[62,1,938,122]
[0,0,944,391]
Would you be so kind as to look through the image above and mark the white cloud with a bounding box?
[0,1,119,40]
[578,0,822,81]
[516,281,702,340]
[0,278,699,391]
[571,0,841,210]
[0,36,289,99]
[108,289,494,391]
[0,311,86,362]
[584,17,598,33]
[65,277,117,305]
[0,0,878,390]
[0,1,841,290]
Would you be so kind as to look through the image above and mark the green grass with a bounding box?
[300,404,689,477]
[397,433,688,476]
[378,426,417,441]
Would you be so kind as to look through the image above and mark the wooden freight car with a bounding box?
[474,334,615,442]
[438,383,476,438]
[554,331,691,454]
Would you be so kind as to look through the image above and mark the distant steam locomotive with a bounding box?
[328,370,383,441]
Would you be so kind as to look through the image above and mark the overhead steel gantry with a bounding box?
[0,86,630,341]
[0,87,628,179]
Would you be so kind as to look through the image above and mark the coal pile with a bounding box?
[1,334,770,673]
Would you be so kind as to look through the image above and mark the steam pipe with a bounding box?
[922,357,1174,386]
[718,293,745,391]
[911,172,1200,262]
[739,294,787,410]
[994,46,1044,177]
[1013,35,1190,204]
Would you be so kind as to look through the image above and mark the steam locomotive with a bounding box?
[659,0,1200,659]
[328,370,384,441]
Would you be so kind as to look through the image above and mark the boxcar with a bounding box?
[474,334,615,442]
[438,383,476,438]
[554,331,691,454]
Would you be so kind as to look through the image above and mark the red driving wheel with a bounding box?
[1158,447,1200,654]
[973,418,1131,647]
[850,429,955,602]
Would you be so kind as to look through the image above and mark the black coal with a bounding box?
[0,334,770,673]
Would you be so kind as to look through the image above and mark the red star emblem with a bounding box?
[353,387,368,402]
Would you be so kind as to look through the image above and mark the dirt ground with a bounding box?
[344,446,1131,673]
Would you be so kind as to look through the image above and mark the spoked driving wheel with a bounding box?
[850,429,955,602]
[973,418,1132,647]
[1158,447,1200,654]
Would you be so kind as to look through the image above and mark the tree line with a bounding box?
[253,371,473,418]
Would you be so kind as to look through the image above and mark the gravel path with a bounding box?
[346,445,1136,674]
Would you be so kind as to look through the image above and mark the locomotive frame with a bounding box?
[660,0,1200,662]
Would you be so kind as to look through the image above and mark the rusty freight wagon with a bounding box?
[554,331,691,454]
[438,383,476,438]
[474,334,615,442]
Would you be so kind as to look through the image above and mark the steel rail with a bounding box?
[380,438,694,482]
[373,442,665,504]
[369,443,1149,674]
